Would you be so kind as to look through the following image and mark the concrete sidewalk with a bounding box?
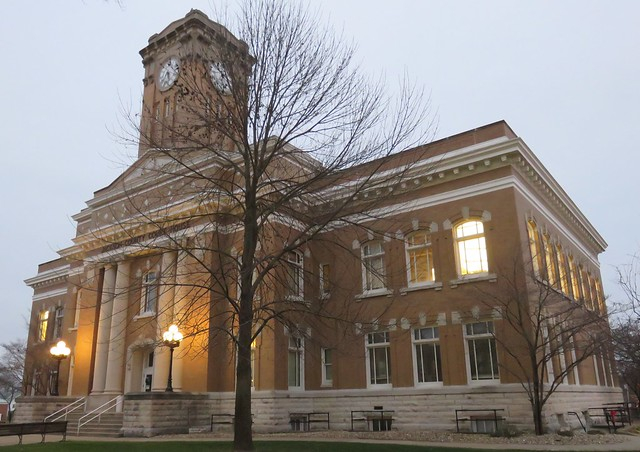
[1,432,640,451]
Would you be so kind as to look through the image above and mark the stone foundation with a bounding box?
[118,384,622,436]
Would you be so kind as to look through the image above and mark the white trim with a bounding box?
[25,265,70,287]
[31,287,68,302]
[365,331,392,389]
[411,326,443,388]
[463,321,500,385]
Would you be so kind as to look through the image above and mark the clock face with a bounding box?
[158,57,180,91]
[210,62,232,94]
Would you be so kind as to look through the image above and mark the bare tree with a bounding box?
[475,259,610,435]
[617,252,640,318]
[0,340,26,421]
[100,2,435,450]
[611,319,640,404]
[611,252,640,404]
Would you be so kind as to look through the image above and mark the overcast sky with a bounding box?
[1,0,638,345]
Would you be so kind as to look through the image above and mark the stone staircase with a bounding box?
[47,406,123,438]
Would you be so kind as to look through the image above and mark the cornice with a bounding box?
[24,265,70,289]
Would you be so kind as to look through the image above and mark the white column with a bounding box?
[103,261,131,394]
[172,249,190,392]
[91,265,116,394]
[152,251,177,391]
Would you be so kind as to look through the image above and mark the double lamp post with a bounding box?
[48,324,182,396]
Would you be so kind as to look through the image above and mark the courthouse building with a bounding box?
[18,10,619,436]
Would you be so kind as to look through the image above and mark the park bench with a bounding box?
[455,409,505,434]
[0,421,67,444]
[289,412,330,431]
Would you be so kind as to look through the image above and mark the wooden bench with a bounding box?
[289,412,330,431]
[455,409,505,433]
[0,421,67,444]
[350,410,395,431]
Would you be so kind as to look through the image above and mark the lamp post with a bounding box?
[49,340,70,396]
[162,324,183,392]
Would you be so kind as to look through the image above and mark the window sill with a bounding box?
[415,381,444,388]
[468,378,501,386]
[449,273,497,288]
[400,282,443,294]
[285,295,305,302]
[320,382,333,388]
[366,383,392,390]
[355,289,393,300]
[134,312,155,321]
[68,327,78,332]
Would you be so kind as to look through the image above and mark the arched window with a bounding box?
[362,241,385,291]
[454,220,488,276]
[406,231,434,286]
[527,221,543,277]
[542,234,558,287]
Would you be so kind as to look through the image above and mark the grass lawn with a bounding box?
[0,440,635,452]
[0,440,515,452]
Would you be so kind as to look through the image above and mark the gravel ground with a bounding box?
[177,428,632,447]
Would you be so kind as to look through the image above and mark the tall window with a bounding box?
[580,267,592,308]
[319,263,330,297]
[465,321,499,381]
[542,234,558,287]
[73,290,82,329]
[569,256,581,300]
[527,221,543,277]
[362,242,385,291]
[37,310,49,342]
[406,231,435,286]
[413,327,442,384]
[52,307,64,339]
[366,332,391,386]
[141,272,158,314]
[286,251,304,299]
[321,348,333,386]
[454,220,488,276]
[288,335,304,389]
[557,245,570,295]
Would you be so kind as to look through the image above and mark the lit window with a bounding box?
[321,348,333,386]
[362,242,385,291]
[580,266,591,308]
[465,321,499,381]
[413,327,442,384]
[141,272,158,314]
[37,310,49,342]
[406,231,435,286]
[527,221,543,277]
[557,245,570,296]
[288,335,304,389]
[52,307,64,339]
[366,332,391,386]
[454,220,488,276]
[543,234,558,287]
[286,251,304,299]
[569,256,581,300]
[319,263,330,297]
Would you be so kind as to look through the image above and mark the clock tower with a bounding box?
[137,9,250,157]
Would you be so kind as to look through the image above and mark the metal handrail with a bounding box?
[44,397,86,423]
[76,395,122,435]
